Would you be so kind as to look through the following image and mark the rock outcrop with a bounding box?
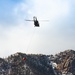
[53,50,75,75]
[0,52,55,75]
[0,50,75,75]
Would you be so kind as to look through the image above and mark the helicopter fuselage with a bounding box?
[34,20,39,27]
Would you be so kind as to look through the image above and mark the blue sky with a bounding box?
[0,0,75,57]
[0,0,24,25]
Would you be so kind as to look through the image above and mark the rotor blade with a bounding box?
[25,20,33,21]
[39,20,49,22]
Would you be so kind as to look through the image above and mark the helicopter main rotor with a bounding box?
[25,16,49,27]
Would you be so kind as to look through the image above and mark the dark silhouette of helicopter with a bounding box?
[25,16,49,27]
[33,16,39,27]
[25,16,39,27]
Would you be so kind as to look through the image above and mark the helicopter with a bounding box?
[25,16,49,27]
[25,16,39,27]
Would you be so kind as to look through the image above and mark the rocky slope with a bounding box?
[0,50,75,75]
[0,53,55,75]
[53,50,75,75]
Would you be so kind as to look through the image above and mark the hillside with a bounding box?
[53,50,75,75]
[0,53,55,75]
[0,50,75,75]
